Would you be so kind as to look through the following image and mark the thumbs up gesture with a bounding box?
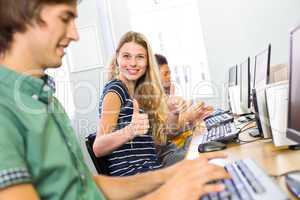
[128,99,150,137]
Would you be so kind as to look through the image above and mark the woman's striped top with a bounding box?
[99,79,162,176]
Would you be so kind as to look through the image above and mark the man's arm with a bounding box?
[93,165,171,200]
[0,184,40,200]
[0,107,39,200]
[93,152,229,200]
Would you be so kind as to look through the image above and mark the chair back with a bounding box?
[85,133,110,175]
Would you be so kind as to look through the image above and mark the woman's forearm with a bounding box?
[93,126,134,157]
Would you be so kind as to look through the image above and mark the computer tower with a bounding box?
[252,86,272,139]
[266,81,297,146]
[228,85,243,115]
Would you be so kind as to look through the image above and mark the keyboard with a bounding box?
[205,113,234,130]
[200,123,239,144]
[205,108,230,118]
[200,158,289,200]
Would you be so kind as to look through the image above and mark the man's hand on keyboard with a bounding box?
[155,153,230,200]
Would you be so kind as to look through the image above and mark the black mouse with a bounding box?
[285,173,300,198]
[198,141,227,153]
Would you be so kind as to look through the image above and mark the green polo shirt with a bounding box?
[0,66,105,200]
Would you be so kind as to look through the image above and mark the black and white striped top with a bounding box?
[99,79,162,176]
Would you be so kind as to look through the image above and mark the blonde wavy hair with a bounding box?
[108,31,168,145]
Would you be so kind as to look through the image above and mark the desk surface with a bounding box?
[187,129,300,199]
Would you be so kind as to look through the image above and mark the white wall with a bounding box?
[197,0,300,86]
[108,0,300,106]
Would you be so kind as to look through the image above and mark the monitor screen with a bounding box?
[228,65,237,87]
[254,44,271,89]
[287,25,300,143]
[240,57,251,108]
[250,59,255,90]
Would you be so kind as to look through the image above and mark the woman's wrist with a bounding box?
[124,125,136,140]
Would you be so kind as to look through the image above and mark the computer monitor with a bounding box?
[253,44,271,89]
[287,25,300,143]
[250,58,255,92]
[228,64,246,115]
[240,57,251,109]
[252,44,272,138]
[228,65,237,87]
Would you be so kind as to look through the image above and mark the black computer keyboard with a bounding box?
[205,108,230,119]
[205,113,234,130]
[200,159,289,200]
[200,123,239,144]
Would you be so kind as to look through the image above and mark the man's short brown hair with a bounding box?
[0,0,77,55]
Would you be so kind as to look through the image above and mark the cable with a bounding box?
[269,170,300,179]
[235,124,257,139]
[236,120,256,132]
[234,121,260,144]
[239,125,257,134]
[236,137,271,145]
[236,138,262,145]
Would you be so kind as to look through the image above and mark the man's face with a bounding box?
[24,2,79,69]
[159,64,171,88]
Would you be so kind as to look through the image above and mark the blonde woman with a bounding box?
[93,31,182,176]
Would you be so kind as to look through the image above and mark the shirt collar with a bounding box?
[0,65,56,104]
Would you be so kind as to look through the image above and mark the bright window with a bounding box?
[127,0,213,99]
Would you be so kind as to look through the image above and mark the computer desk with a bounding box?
[187,126,300,199]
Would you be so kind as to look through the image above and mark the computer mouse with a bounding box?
[285,173,300,198]
[198,141,227,153]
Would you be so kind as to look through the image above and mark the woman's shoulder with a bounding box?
[103,79,127,92]
[102,79,130,105]
[104,79,123,88]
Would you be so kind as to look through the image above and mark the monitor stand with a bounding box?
[238,112,254,117]
[288,144,300,150]
[252,89,263,137]
[237,113,255,123]
[248,128,261,138]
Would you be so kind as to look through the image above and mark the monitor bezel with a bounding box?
[253,44,271,89]
[239,57,251,108]
[287,25,300,143]
[228,65,238,87]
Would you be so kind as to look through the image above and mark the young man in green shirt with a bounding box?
[0,0,229,199]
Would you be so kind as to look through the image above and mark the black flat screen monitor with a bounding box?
[228,65,237,87]
[250,58,255,92]
[287,25,300,143]
[253,44,271,89]
[240,57,251,108]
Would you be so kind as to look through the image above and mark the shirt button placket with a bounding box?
[67,142,72,148]
[80,173,86,181]
[43,85,50,92]
[32,94,38,100]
